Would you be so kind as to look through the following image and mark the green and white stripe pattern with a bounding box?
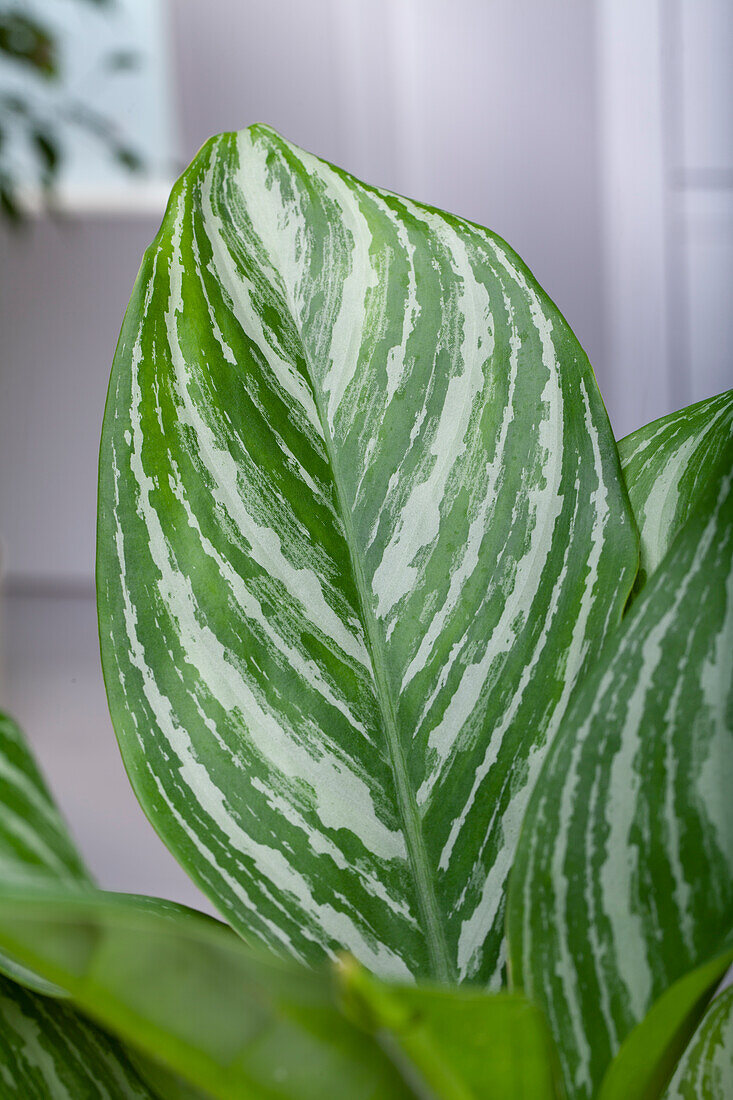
[0,710,91,994]
[98,124,636,985]
[0,711,89,889]
[0,973,154,1099]
[507,441,733,1098]
[619,389,733,588]
[662,985,733,1099]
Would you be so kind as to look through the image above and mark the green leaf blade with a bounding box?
[599,948,733,1100]
[507,443,733,1097]
[0,710,90,890]
[98,123,637,985]
[0,891,412,1099]
[618,389,733,589]
[339,959,563,1100]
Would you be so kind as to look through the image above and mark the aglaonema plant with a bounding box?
[0,124,730,1099]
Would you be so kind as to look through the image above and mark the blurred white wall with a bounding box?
[0,0,730,588]
[598,0,733,441]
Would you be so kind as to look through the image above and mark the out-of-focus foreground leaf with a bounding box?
[0,890,565,1099]
[339,956,563,1099]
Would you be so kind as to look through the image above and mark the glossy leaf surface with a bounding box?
[97,123,636,984]
[662,983,733,1099]
[599,948,733,1100]
[507,444,733,1097]
[618,389,733,589]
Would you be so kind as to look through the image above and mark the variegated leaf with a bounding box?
[618,389,733,590]
[0,972,156,1098]
[0,710,89,890]
[0,709,91,994]
[662,984,733,1100]
[507,441,733,1098]
[98,123,637,985]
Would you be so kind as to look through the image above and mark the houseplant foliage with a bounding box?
[0,125,730,1096]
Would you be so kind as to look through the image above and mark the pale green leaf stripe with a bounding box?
[0,973,156,1099]
[598,947,733,1100]
[662,984,733,1099]
[618,389,733,588]
[0,709,91,994]
[0,891,412,1099]
[98,123,636,985]
[507,442,733,1099]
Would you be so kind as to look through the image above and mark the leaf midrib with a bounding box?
[320,414,453,984]
[294,360,453,984]
[255,174,453,980]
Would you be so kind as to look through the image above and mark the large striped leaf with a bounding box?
[506,441,733,1098]
[0,972,156,1098]
[0,708,91,994]
[661,984,733,1099]
[97,123,637,985]
[0,889,564,1099]
[618,389,733,591]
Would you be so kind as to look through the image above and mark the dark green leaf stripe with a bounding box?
[98,123,636,984]
[507,442,733,1098]
[0,709,91,994]
[618,389,733,589]
[662,984,733,1099]
[0,973,155,1099]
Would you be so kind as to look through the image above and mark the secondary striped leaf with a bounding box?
[0,708,221,1007]
[0,972,156,1099]
[618,389,733,591]
[599,947,733,1100]
[507,441,733,1098]
[661,983,733,1099]
[97,123,637,985]
[0,708,91,995]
